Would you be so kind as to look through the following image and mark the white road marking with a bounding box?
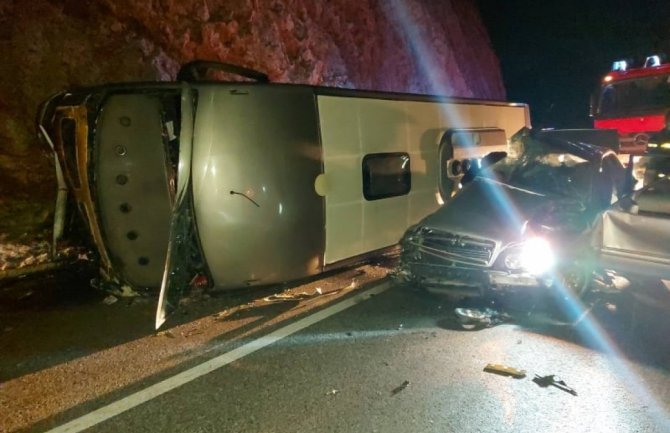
[46,281,391,433]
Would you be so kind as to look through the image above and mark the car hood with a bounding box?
[419,178,556,244]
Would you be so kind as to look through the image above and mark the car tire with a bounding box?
[556,262,592,299]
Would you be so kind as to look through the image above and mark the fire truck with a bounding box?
[592,54,670,154]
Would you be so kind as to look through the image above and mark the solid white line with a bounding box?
[46,281,391,433]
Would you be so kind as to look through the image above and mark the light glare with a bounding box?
[520,237,555,275]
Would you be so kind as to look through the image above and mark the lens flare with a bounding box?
[521,237,555,275]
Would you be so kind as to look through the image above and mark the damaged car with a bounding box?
[398,127,627,300]
[592,145,670,289]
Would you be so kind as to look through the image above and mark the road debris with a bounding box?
[212,309,230,320]
[391,380,410,396]
[102,295,118,305]
[263,292,313,302]
[181,329,203,338]
[155,330,176,338]
[454,307,511,330]
[533,374,578,396]
[115,284,141,298]
[18,290,34,300]
[0,233,84,277]
[263,287,342,303]
[483,364,526,379]
[326,389,339,396]
[97,277,143,298]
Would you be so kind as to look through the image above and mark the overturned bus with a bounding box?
[37,61,529,326]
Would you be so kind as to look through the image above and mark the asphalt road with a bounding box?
[2,265,670,433]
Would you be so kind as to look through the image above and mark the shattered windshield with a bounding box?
[480,148,592,198]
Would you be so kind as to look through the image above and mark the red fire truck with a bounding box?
[592,54,670,154]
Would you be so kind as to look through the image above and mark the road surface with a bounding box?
[1,262,669,433]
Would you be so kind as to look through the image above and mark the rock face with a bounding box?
[0,0,504,235]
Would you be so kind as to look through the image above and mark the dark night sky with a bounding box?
[477,0,670,128]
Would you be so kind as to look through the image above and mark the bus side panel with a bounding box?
[318,96,529,265]
[402,101,447,229]
[456,104,530,143]
[191,85,324,289]
[318,96,440,264]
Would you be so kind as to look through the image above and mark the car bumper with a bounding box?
[398,260,549,296]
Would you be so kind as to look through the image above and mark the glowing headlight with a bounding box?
[520,237,555,275]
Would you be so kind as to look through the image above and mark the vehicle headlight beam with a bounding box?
[520,237,555,275]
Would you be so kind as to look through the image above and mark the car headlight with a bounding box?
[519,237,555,275]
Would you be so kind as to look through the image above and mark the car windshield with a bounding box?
[638,154,670,187]
[480,151,592,198]
[598,73,670,117]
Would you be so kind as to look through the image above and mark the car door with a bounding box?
[597,176,670,279]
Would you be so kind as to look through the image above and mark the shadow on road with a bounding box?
[0,264,288,382]
[402,283,670,373]
[0,260,389,383]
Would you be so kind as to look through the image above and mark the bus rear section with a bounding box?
[39,86,183,289]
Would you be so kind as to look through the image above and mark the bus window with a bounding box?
[362,153,411,200]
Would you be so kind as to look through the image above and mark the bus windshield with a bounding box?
[599,74,670,117]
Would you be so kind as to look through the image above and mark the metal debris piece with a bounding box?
[391,380,410,396]
[533,374,578,396]
[326,389,339,396]
[102,295,118,305]
[454,307,511,330]
[483,364,526,379]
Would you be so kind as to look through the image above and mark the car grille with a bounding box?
[418,229,496,266]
